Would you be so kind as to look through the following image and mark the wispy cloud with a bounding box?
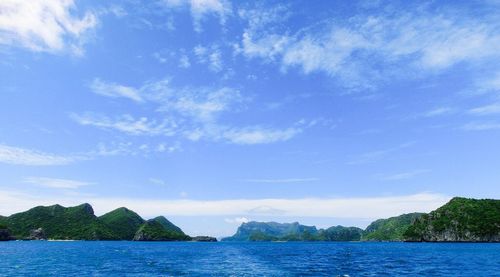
[242,178,319,184]
[71,113,177,136]
[0,0,97,55]
[76,78,305,145]
[379,170,430,181]
[222,126,301,145]
[348,142,415,165]
[0,144,78,166]
[194,45,223,72]
[90,79,144,102]
[423,107,456,117]
[149,178,167,186]
[236,3,500,90]
[469,102,500,115]
[23,177,93,189]
[461,122,500,131]
[162,0,231,32]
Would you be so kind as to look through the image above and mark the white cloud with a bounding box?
[149,178,167,186]
[222,126,301,145]
[423,107,456,117]
[242,178,319,184]
[379,170,430,181]
[23,177,93,189]
[162,0,231,32]
[79,78,304,144]
[237,5,500,90]
[179,54,191,68]
[461,122,500,131]
[90,79,143,102]
[224,217,249,224]
[71,113,177,136]
[0,0,97,54]
[469,102,500,115]
[0,190,450,220]
[0,144,77,166]
[194,45,223,72]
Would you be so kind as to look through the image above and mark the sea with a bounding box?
[0,241,499,276]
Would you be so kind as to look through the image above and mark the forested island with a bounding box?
[222,197,500,242]
[0,204,215,242]
[1,197,499,242]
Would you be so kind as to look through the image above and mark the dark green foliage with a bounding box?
[362,213,424,241]
[404,197,500,242]
[318,226,364,241]
[134,219,190,241]
[152,216,185,235]
[6,204,117,240]
[5,203,118,240]
[0,216,7,229]
[0,203,192,241]
[99,207,145,240]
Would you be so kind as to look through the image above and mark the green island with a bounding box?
[222,197,500,242]
[0,203,215,242]
[1,197,499,242]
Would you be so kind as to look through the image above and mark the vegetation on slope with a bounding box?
[362,213,424,241]
[152,216,186,235]
[319,226,364,241]
[5,204,118,240]
[99,207,145,240]
[133,219,190,241]
[404,197,500,242]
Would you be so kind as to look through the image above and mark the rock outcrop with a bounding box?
[28,228,47,240]
[191,236,217,242]
[0,228,13,241]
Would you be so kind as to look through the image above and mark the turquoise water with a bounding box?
[0,241,499,276]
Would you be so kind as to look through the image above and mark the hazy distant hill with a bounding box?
[222,221,363,241]
[404,197,500,242]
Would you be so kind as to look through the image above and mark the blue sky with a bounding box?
[1,0,500,237]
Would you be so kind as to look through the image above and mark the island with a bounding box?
[222,197,500,242]
[1,197,499,242]
[0,203,216,242]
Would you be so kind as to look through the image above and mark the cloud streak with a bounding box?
[23,177,93,189]
[242,178,319,184]
[0,144,78,166]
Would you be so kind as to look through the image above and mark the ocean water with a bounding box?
[0,241,499,276]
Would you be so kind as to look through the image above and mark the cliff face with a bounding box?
[404,198,500,242]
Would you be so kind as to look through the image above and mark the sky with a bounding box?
[1,0,500,237]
